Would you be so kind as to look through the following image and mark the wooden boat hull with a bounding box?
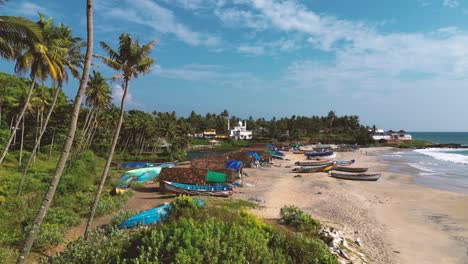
[306,153,336,160]
[163,181,233,197]
[295,160,334,166]
[330,172,380,181]
[304,151,334,157]
[292,151,304,154]
[293,164,335,173]
[335,167,368,173]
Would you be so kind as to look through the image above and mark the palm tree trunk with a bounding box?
[84,78,129,239]
[18,117,24,168]
[17,86,62,196]
[48,130,55,160]
[0,77,36,164]
[16,1,94,262]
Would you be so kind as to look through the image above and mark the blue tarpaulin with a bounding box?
[267,144,277,151]
[226,160,242,171]
[246,151,261,161]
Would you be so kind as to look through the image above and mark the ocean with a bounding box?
[380,132,468,194]
[410,132,468,146]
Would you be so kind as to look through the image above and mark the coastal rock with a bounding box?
[248,196,265,203]
[355,237,362,247]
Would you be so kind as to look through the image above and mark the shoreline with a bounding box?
[235,147,468,264]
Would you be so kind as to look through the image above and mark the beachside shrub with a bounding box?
[280,206,321,234]
[45,200,338,264]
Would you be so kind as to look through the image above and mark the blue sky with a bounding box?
[2,0,468,131]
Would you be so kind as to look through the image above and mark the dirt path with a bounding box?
[45,182,175,257]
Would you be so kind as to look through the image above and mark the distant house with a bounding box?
[228,120,252,140]
[203,129,217,139]
[370,129,412,141]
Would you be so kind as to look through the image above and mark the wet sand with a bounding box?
[236,147,468,264]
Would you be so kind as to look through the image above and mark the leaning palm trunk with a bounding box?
[18,117,25,168]
[0,77,36,164]
[84,79,129,239]
[16,1,94,263]
[17,86,62,196]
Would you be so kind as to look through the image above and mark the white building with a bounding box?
[228,120,252,140]
[370,129,412,141]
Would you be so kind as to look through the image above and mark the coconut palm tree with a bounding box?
[17,25,84,195]
[0,15,65,165]
[84,34,155,238]
[16,1,94,263]
[0,16,42,59]
[75,70,111,155]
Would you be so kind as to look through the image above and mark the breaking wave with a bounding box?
[414,148,468,165]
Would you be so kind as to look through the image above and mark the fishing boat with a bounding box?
[338,159,356,166]
[335,166,368,173]
[304,150,334,157]
[119,200,205,229]
[292,163,336,173]
[295,159,354,167]
[163,181,233,197]
[330,172,381,181]
[118,161,153,169]
[292,150,304,154]
[271,154,290,160]
[120,166,163,182]
[306,153,336,160]
[295,160,334,166]
[119,203,171,228]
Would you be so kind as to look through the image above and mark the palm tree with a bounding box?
[75,70,111,155]
[17,22,84,193]
[84,34,155,238]
[16,1,94,263]
[0,16,42,59]
[0,15,65,165]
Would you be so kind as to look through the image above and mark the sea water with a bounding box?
[380,132,468,193]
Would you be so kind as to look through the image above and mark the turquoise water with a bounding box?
[410,132,468,146]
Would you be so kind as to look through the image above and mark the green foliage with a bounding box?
[280,206,321,234]
[0,151,132,261]
[46,200,338,264]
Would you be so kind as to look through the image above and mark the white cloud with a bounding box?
[237,45,265,55]
[417,0,431,7]
[443,0,459,8]
[112,84,136,107]
[3,1,47,18]
[214,8,269,30]
[97,0,220,47]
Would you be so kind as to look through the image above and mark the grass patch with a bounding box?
[0,150,133,263]
[45,196,338,264]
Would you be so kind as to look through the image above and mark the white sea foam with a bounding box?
[407,163,434,172]
[414,148,468,165]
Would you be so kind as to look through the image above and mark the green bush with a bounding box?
[46,200,338,264]
[280,206,321,234]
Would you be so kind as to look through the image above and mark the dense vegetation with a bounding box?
[0,151,131,262]
[0,70,372,163]
[45,196,338,264]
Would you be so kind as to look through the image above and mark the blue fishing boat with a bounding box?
[118,161,153,169]
[119,200,205,229]
[119,203,171,229]
[163,181,233,197]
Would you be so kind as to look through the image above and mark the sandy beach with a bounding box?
[236,147,468,264]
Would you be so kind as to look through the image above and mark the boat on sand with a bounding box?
[163,181,233,197]
[330,172,380,181]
